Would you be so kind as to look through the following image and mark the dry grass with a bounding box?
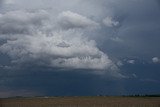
[0,96,160,107]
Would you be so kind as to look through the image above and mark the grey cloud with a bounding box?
[57,11,99,30]
[1,0,14,5]
[56,42,70,48]
[0,30,114,71]
[0,0,3,9]
[0,10,49,35]
[93,0,160,61]
[0,9,120,75]
[5,0,158,67]
[0,0,3,5]
[103,16,119,27]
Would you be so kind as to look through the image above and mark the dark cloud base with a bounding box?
[1,64,160,97]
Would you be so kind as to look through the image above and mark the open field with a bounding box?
[0,96,160,107]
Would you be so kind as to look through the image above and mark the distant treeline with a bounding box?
[123,94,160,97]
[2,94,160,99]
[97,94,160,97]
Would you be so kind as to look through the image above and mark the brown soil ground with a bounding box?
[0,96,160,107]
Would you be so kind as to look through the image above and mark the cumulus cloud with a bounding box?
[0,10,118,73]
[0,10,49,35]
[103,17,119,27]
[57,11,99,30]
[152,57,159,63]
[1,30,113,70]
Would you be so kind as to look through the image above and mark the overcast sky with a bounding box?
[0,0,160,98]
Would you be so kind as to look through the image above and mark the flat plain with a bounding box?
[0,96,160,107]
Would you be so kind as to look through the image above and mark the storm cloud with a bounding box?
[0,0,160,97]
[0,9,117,73]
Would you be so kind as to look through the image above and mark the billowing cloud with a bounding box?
[0,10,117,73]
[103,17,119,27]
[57,11,99,30]
[152,57,159,63]
[0,30,113,70]
[0,10,49,35]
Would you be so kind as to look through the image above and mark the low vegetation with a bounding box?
[0,96,160,107]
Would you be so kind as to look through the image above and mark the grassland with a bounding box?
[0,96,160,107]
